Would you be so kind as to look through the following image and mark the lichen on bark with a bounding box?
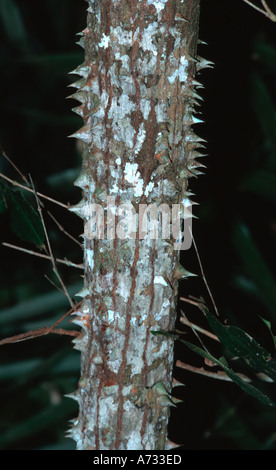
[67,0,205,450]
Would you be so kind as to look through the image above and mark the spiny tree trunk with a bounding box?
[67,0,207,450]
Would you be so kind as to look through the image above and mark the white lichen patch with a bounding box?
[109,94,136,121]
[140,22,158,55]
[107,309,115,323]
[126,431,143,450]
[168,56,189,84]
[134,123,146,155]
[147,0,168,13]
[140,98,151,120]
[86,248,94,270]
[155,102,167,123]
[98,33,110,49]
[115,272,132,302]
[155,297,170,321]
[144,181,154,197]
[111,25,138,47]
[124,162,144,197]
[114,52,130,70]
[154,275,168,286]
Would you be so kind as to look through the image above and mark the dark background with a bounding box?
[0,0,276,450]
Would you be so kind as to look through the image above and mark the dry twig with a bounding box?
[29,175,75,308]
[2,242,84,269]
[242,0,276,21]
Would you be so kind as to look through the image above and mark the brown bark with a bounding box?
[68,0,203,450]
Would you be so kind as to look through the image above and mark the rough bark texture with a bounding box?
[67,0,205,450]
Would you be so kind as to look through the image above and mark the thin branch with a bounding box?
[47,210,83,248]
[29,175,74,308]
[0,301,82,346]
[176,360,251,382]
[44,274,65,294]
[179,311,219,341]
[1,148,83,268]
[189,227,219,317]
[1,146,68,209]
[0,172,68,209]
[0,327,79,346]
[242,0,276,21]
[261,0,276,19]
[176,360,273,383]
[47,300,82,333]
[0,145,29,186]
[2,242,84,269]
[179,295,206,311]
[180,310,211,353]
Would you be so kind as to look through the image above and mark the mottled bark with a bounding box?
[67,0,205,450]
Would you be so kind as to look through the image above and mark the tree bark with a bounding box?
[68,0,204,450]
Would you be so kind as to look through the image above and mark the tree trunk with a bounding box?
[68,0,205,450]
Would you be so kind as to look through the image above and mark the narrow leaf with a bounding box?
[232,221,276,320]
[180,339,276,408]
[0,0,29,51]
[251,73,276,169]
[8,189,45,246]
[240,169,276,203]
[204,307,276,382]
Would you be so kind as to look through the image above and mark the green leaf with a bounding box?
[232,221,276,320]
[0,179,8,214]
[253,39,276,73]
[204,308,276,382]
[18,108,80,128]
[240,169,276,203]
[251,74,276,169]
[0,281,82,327]
[260,316,276,351]
[151,330,176,338]
[21,52,83,73]
[0,0,30,52]
[1,177,44,245]
[8,189,45,246]
[0,400,77,449]
[179,339,276,408]
[0,358,42,381]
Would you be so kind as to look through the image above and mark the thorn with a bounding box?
[71,317,88,330]
[72,331,88,352]
[74,170,89,189]
[196,56,215,71]
[69,64,90,79]
[68,78,86,90]
[198,39,208,45]
[151,381,169,396]
[75,286,90,298]
[172,377,186,388]
[187,54,198,63]
[188,160,206,171]
[157,394,177,408]
[72,105,84,117]
[191,91,204,101]
[76,37,84,49]
[173,263,197,280]
[191,79,204,89]
[68,199,87,219]
[165,439,181,450]
[69,125,91,144]
[190,151,208,160]
[64,391,80,403]
[67,91,87,104]
[192,115,204,124]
